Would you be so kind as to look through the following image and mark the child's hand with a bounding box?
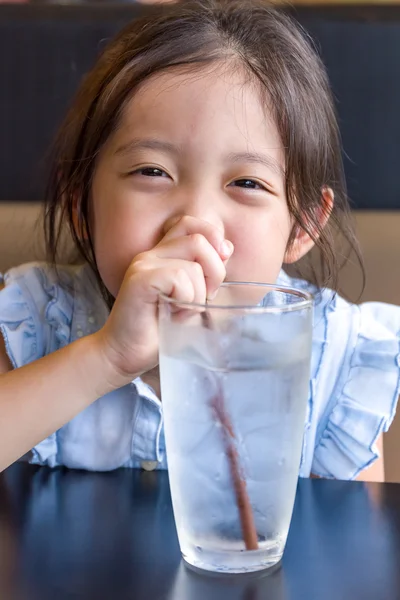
[97,216,234,386]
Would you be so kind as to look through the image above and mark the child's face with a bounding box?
[91,64,293,299]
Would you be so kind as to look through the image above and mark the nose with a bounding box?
[163,190,225,235]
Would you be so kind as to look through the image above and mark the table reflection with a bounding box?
[2,466,400,600]
[2,466,180,599]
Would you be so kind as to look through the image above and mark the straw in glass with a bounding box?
[201,310,258,551]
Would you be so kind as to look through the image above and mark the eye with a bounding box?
[229,179,266,191]
[133,167,169,178]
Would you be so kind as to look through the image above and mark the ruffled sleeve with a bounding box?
[0,264,75,467]
[0,268,45,368]
[311,296,400,480]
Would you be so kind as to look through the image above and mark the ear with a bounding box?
[283,187,334,264]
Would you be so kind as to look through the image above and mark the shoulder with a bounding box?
[1,262,77,324]
[313,297,400,480]
[0,262,79,367]
[3,260,75,284]
[277,270,400,372]
[279,271,400,480]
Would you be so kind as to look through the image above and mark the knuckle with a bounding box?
[174,267,189,283]
[130,255,150,273]
[132,251,147,265]
[189,232,206,250]
[180,215,193,226]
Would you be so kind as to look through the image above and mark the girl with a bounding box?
[0,0,399,479]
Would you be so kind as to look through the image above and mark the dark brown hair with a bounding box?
[44,0,364,305]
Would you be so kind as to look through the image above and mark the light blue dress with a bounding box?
[0,262,399,479]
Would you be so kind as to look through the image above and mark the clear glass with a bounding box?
[159,282,313,574]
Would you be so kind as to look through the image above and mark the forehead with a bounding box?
[110,63,283,158]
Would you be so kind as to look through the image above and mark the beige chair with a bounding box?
[0,203,399,480]
[0,203,44,274]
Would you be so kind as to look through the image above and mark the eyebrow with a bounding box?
[227,151,284,176]
[115,139,284,176]
[114,138,180,157]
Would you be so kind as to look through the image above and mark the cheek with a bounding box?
[91,194,166,298]
[226,210,292,283]
[93,222,133,298]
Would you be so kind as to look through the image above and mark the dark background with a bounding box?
[1,4,400,209]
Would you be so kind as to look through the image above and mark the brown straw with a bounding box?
[201,310,258,551]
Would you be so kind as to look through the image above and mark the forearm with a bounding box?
[0,333,130,471]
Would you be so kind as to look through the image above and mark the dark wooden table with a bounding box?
[0,464,399,600]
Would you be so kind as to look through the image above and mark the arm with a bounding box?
[0,331,130,471]
[311,436,385,482]
[0,216,232,471]
[307,291,400,482]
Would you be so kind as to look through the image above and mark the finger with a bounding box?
[157,262,207,323]
[161,215,233,261]
[130,260,206,306]
[148,234,226,298]
[183,260,207,305]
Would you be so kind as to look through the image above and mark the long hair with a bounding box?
[44,0,364,305]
